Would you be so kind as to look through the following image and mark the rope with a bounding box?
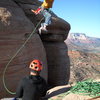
[69,79,100,97]
[2,17,44,95]
[54,79,100,100]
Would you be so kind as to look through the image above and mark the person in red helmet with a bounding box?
[13,59,47,100]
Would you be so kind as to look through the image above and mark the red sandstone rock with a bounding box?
[0,0,70,99]
[0,0,47,99]
[43,42,70,86]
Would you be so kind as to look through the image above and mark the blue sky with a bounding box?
[40,0,100,38]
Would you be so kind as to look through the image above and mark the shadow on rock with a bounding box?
[44,85,71,100]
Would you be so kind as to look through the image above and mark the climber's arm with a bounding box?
[31,7,41,15]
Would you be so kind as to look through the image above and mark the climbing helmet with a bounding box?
[29,59,42,71]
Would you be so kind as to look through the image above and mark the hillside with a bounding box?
[65,33,100,83]
[68,50,100,83]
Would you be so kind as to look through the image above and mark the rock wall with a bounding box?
[0,0,47,98]
[0,0,70,98]
[43,42,70,86]
[19,0,71,87]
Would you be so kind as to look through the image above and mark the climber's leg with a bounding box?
[39,9,51,34]
[43,9,51,25]
[39,23,47,34]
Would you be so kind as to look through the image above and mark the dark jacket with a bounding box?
[16,75,47,100]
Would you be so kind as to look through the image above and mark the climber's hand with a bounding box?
[31,9,38,15]
[31,8,41,15]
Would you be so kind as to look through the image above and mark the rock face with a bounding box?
[0,0,47,98]
[43,42,70,86]
[0,0,70,98]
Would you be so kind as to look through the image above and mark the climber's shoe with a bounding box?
[39,25,47,34]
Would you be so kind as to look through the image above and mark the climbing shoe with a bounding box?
[39,25,47,34]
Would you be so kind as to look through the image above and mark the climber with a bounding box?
[13,59,47,100]
[31,0,54,34]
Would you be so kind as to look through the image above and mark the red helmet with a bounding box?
[29,60,42,71]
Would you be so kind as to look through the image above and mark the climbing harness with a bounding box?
[2,17,44,95]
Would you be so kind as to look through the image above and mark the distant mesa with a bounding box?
[68,33,87,40]
[65,33,100,53]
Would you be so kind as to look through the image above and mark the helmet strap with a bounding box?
[30,69,41,75]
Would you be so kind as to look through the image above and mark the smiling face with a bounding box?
[29,60,42,72]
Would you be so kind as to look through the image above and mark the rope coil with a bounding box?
[57,79,100,100]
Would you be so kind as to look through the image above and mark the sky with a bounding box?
[40,0,100,38]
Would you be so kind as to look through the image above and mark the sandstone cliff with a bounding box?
[0,0,70,98]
